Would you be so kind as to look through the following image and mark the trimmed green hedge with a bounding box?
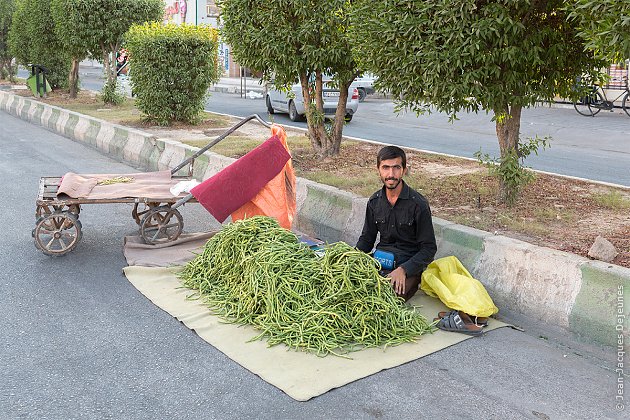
[125,23,220,125]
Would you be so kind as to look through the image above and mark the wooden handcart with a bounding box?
[32,114,272,256]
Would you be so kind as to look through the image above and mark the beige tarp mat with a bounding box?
[123,265,510,401]
[123,232,217,267]
[57,170,185,200]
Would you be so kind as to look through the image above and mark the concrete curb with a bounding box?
[2,90,628,348]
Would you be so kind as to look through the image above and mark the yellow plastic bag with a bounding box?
[421,256,498,317]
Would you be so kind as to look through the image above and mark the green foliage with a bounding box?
[51,0,88,96]
[351,0,605,117]
[568,0,630,62]
[0,0,16,80]
[67,0,164,58]
[219,0,359,156]
[0,0,13,29]
[50,0,163,103]
[591,190,630,210]
[125,23,220,125]
[474,136,550,206]
[100,80,125,106]
[220,0,356,86]
[8,0,70,88]
[50,0,89,61]
[350,0,604,203]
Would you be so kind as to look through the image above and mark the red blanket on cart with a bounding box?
[190,135,291,223]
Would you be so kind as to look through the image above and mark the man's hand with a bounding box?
[388,266,406,295]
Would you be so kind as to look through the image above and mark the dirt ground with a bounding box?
[291,141,630,269]
[5,86,629,269]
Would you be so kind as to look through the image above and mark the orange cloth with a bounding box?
[231,125,297,229]
[191,134,290,223]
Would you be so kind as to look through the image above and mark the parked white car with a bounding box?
[265,79,360,122]
[353,73,378,102]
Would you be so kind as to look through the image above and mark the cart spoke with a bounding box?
[151,229,164,241]
[52,217,63,230]
[39,226,54,235]
[61,231,76,240]
[143,226,159,234]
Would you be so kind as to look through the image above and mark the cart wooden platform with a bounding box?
[32,114,272,256]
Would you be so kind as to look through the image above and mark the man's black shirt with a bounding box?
[356,181,437,276]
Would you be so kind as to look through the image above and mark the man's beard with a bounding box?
[382,177,401,190]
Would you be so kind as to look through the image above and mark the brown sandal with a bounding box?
[434,310,484,336]
[437,311,489,327]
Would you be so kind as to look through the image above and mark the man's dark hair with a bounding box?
[377,146,406,169]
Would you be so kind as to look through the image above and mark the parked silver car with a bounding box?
[265,79,360,122]
[353,73,378,102]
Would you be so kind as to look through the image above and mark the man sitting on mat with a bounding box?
[356,146,437,301]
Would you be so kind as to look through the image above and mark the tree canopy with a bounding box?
[568,0,630,63]
[8,0,70,88]
[52,0,164,102]
[352,0,603,118]
[50,0,95,97]
[350,0,605,202]
[0,0,16,79]
[219,0,359,156]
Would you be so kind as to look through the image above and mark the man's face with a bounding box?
[378,157,404,190]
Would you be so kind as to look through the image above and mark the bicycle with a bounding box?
[573,76,630,117]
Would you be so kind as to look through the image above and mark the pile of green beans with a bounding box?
[179,216,434,357]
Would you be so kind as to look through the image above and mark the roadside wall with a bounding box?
[1,90,628,348]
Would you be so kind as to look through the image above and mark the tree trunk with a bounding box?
[494,104,523,201]
[329,80,351,156]
[68,58,80,98]
[0,58,14,81]
[301,72,353,158]
[300,72,327,156]
[495,105,522,156]
[102,48,117,86]
[8,60,17,82]
[101,47,119,104]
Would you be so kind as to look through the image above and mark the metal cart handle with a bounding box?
[170,114,273,175]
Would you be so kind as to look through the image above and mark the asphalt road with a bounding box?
[205,93,630,188]
[19,65,630,187]
[0,111,624,419]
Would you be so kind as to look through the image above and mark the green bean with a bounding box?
[178,216,434,357]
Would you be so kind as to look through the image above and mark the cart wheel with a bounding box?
[139,206,183,245]
[132,202,161,225]
[34,212,82,256]
[32,216,82,237]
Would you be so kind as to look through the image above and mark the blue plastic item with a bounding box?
[373,249,395,270]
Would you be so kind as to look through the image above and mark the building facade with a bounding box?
[163,0,246,78]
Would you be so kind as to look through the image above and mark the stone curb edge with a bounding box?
[1,90,627,348]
